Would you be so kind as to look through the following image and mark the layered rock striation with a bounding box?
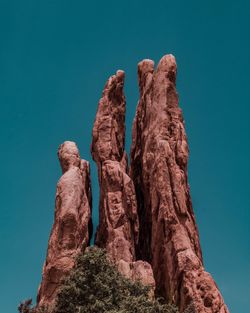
[37,141,92,306]
[91,70,155,288]
[130,55,229,313]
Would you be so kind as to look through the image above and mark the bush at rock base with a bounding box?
[53,247,178,313]
[19,247,180,313]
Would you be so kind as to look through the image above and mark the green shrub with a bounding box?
[18,299,48,313]
[53,247,178,313]
[183,303,196,313]
[18,247,180,313]
[18,299,34,313]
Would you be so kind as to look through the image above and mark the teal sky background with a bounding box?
[0,1,249,312]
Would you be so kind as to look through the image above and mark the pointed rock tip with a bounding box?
[138,59,155,74]
[115,70,125,84]
[157,54,177,73]
[58,141,81,172]
[58,141,79,157]
[110,69,125,82]
[104,69,125,92]
[116,69,125,77]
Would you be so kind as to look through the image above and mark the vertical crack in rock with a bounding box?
[37,141,92,306]
[91,71,155,290]
[130,55,229,313]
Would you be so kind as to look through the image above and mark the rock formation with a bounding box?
[37,141,92,306]
[130,55,229,312]
[91,70,155,289]
[35,55,229,313]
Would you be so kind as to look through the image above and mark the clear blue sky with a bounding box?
[0,1,249,312]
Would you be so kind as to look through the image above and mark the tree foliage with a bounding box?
[18,299,47,313]
[19,247,182,313]
[52,247,178,313]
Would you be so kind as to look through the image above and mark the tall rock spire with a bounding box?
[130,55,229,313]
[91,71,155,289]
[37,141,92,306]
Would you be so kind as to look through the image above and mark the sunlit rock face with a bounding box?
[130,55,229,313]
[36,55,229,312]
[91,70,155,291]
[37,141,92,306]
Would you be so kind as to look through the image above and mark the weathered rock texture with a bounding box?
[130,55,229,312]
[37,141,92,306]
[36,55,229,313]
[91,70,155,289]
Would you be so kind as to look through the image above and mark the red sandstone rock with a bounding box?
[35,56,229,312]
[91,70,155,290]
[37,141,92,306]
[130,55,229,313]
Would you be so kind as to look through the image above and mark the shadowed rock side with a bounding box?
[37,141,92,306]
[91,71,155,289]
[130,55,229,313]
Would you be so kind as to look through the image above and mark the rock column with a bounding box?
[130,55,229,313]
[37,141,92,306]
[91,71,155,289]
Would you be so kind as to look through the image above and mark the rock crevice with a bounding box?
[91,70,155,290]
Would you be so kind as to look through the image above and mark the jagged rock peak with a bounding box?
[35,55,229,313]
[37,141,92,306]
[91,70,126,164]
[130,54,229,313]
[91,71,155,291]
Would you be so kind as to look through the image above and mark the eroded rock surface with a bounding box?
[37,141,92,306]
[130,55,229,313]
[91,70,155,290]
[36,55,229,312]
